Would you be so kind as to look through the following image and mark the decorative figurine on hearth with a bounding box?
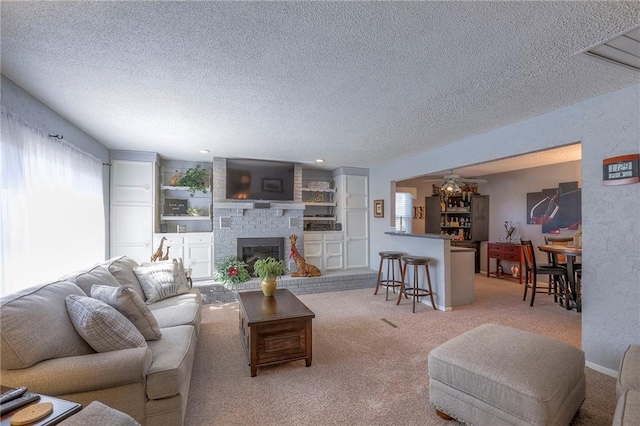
[289,235,321,277]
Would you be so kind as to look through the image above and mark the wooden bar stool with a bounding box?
[397,255,436,313]
[374,251,404,301]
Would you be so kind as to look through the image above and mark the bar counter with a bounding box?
[381,232,476,311]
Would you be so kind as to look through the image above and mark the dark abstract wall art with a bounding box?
[526,181,581,234]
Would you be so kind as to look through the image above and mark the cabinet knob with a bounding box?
[144,184,150,190]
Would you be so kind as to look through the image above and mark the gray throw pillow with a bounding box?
[133,260,190,304]
[65,295,147,352]
[99,256,147,302]
[90,285,162,341]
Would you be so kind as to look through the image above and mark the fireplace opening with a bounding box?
[237,237,285,275]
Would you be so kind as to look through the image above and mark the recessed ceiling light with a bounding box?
[315,159,325,163]
[199,149,210,154]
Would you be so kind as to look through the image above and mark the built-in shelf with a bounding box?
[161,185,211,193]
[301,188,336,192]
[303,216,337,221]
[304,202,337,207]
[161,215,211,221]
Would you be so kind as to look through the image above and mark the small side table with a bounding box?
[0,387,81,426]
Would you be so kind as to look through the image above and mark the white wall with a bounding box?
[370,85,640,373]
[1,74,111,256]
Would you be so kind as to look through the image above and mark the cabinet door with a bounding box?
[425,197,441,234]
[111,160,153,204]
[303,241,323,271]
[324,239,343,271]
[344,175,368,209]
[185,244,212,279]
[111,205,153,264]
[345,210,368,268]
[471,195,489,241]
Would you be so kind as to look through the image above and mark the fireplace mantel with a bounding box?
[213,202,305,212]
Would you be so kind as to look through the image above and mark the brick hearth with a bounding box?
[195,269,377,303]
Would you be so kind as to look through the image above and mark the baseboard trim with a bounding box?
[586,361,618,378]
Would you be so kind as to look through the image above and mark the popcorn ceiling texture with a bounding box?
[1,2,638,169]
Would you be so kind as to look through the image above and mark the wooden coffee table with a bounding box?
[238,288,315,377]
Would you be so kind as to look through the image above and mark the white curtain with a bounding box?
[1,109,105,296]
[395,192,413,233]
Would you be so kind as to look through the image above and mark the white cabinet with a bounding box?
[334,174,369,269]
[153,233,213,280]
[303,232,343,271]
[111,160,155,264]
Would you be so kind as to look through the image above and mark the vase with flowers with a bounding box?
[253,256,287,296]
[214,256,251,285]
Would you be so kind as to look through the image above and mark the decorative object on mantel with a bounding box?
[253,256,287,296]
[178,164,208,197]
[374,199,384,218]
[289,234,321,277]
[150,237,167,262]
[214,256,251,284]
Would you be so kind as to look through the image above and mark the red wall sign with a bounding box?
[603,154,639,186]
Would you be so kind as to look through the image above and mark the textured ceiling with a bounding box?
[1,2,638,171]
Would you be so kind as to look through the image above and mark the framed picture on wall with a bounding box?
[374,199,384,218]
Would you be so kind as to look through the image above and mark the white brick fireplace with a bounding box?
[211,157,305,272]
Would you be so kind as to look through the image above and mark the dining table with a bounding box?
[537,244,582,312]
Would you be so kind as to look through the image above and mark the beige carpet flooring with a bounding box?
[185,275,616,425]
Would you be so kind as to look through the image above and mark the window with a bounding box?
[395,192,413,233]
[1,109,105,296]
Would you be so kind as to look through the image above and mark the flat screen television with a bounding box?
[226,158,295,201]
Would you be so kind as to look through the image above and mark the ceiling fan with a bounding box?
[422,171,488,195]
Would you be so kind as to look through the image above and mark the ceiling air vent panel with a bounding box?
[579,25,640,72]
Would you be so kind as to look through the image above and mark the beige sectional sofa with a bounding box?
[0,256,201,426]
[613,344,640,426]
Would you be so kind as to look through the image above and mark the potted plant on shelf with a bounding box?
[214,256,251,285]
[178,164,208,197]
[253,256,287,296]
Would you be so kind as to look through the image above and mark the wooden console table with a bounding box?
[487,242,524,284]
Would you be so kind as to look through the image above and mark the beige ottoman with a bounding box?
[428,324,585,425]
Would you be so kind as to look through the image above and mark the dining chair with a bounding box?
[544,236,574,265]
[520,240,568,307]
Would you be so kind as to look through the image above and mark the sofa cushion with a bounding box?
[146,325,197,400]
[148,289,201,307]
[65,295,147,352]
[100,256,147,302]
[133,261,190,304]
[60,265,121,296]
[151,302,201,336]
[0,281,94,370]
[617,345,640,398]
[91,285,162,341]
[613,389,640,426]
